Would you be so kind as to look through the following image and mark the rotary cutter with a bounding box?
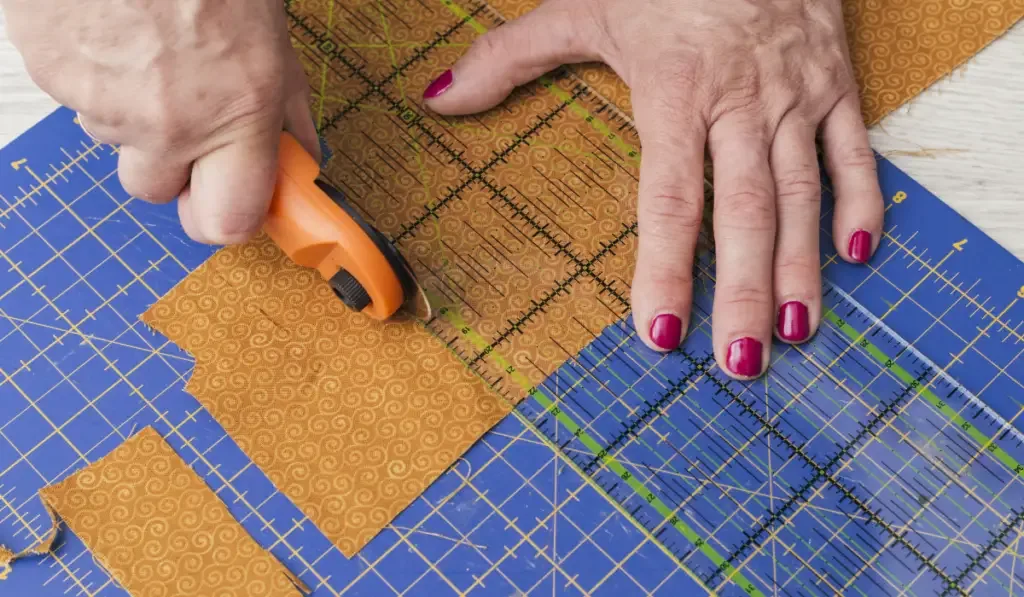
[262,133,431,321]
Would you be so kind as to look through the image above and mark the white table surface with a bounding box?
[1,11,1020,259]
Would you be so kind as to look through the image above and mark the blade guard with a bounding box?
[263,133,406,320]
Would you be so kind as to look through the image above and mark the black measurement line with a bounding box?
[287,3,667,418]
[466,218,637,364]
[318,87,376,134]
[581,222,637,311]
[290,3,613,267]
[940,509,1024,596]
[287,0,649,272]
[710,367,931,585]
[392,177,476,243]
[578,353,711,474]
[465,272,586,368]
[289,4,485,96]
[289,2,646,356]
[679,354,966,595]
[380,84,587,245]
[287,11,375,86]
[380,7,488,87]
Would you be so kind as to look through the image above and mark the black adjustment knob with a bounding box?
[330,269,371,311]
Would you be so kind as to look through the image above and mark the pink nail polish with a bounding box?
[726,338,763,377]
[423,70,453,99]
[848,230,872,263]
[650,314,682,350]
[777,301,810,343]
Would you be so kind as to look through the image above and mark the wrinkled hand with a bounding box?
[423,0,884,379]
[4,0,320,244]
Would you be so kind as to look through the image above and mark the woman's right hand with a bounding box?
[3,0,321,244]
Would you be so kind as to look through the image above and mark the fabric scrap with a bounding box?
[141,240,510,556]
[0,427,305,596]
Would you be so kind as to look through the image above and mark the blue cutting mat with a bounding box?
[1,107,1022,597]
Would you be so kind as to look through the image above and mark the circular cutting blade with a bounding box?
[314,180,433,321]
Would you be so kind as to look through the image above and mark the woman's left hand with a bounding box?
[422,0,884,380]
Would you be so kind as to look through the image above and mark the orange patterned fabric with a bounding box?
[844,0,1024,124]
[0,428,304,596]
[140,0,1021,560]
[141,240,510,556]
[484,0,1024,123]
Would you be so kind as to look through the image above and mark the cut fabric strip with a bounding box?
[141,240,510,556]
[0,427,306,597]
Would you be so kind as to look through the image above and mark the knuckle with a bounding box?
[244,52,289,97]
[641,190,705,235]
[636,95,705,137]
[774,171,821,207]
[637,55,709,108]
[773,253,820,284]
[231,85,282,121]
[715,186,775,231]
[716,175,774,207]
[475,30,510,62]
[637,260,694,293]
[648,54,703,89]
[141,109,190,149]
[71,84,109,119]
[710,65,761,117]
[717,284,772,313]
[831,142,877,172]
[212,60,288,132]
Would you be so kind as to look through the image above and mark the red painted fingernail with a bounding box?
[423,70,453,99]
[650,314,682,350]
[848,230,872,263]
[777,301,810,343]
[726,338,763,377]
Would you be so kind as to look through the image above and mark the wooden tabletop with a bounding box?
[2,12,1020,259]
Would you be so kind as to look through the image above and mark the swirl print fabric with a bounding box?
[0,428,305,596]
[141,0,1022,562]
[482,0,1024,123]
[141,240,511,556]
[844,0,1024,124]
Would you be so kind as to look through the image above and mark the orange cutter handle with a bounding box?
[263,133,405,320]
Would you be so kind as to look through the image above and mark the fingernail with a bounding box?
[649,314,682,350]
[848,229,872,263]
[726,338,763,377]
[423,70,453,99]
[777,301,810,343]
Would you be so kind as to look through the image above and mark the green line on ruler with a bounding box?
[823,310,1024,479]
[437,305,764,597]
[439,0,489,34]
[537,79,642,164]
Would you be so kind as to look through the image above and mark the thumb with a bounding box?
[178,130,280,245]
[282,51,323,165]
[422,2,600,114]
